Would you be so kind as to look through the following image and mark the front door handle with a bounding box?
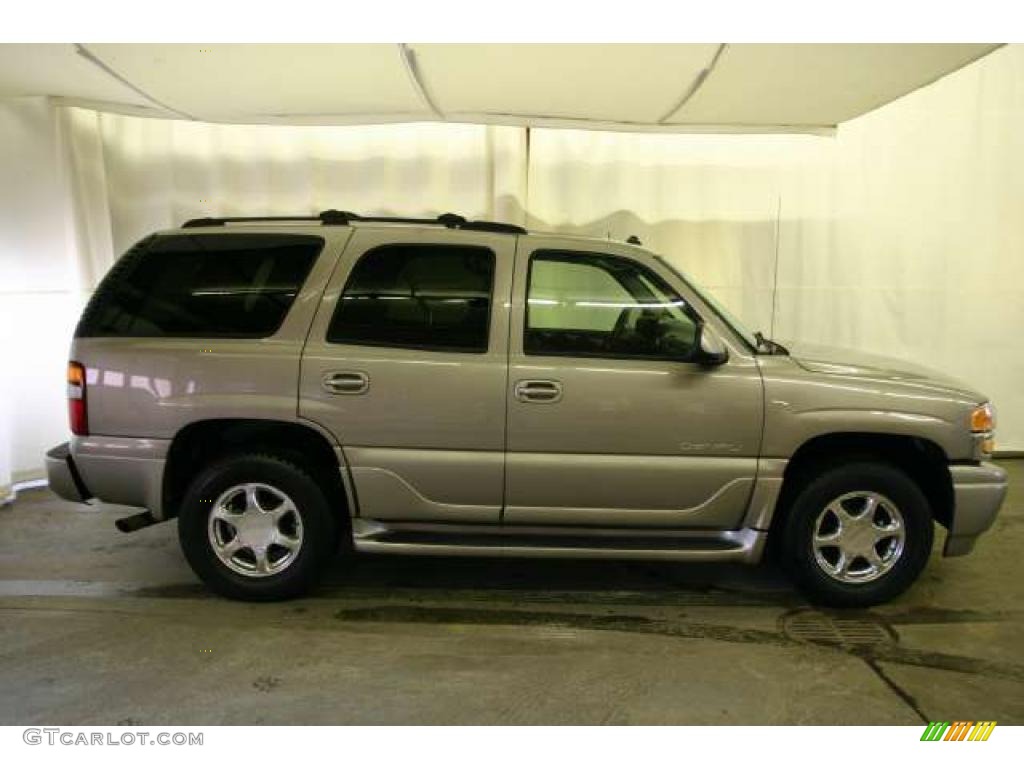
[514,379,563,403]
[322,371,369,395]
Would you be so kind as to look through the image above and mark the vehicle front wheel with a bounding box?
[780,461,934,607]
[178,454,339,601]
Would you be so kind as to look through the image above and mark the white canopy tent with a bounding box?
[0,43,998,129]
[1,43,1021,502]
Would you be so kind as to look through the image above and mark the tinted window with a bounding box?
[526,251,698,360]
[76,233,322,338]
[327,244,495,352]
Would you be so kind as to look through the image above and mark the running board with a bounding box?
[352,520,766,564]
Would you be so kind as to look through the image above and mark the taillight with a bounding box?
[68,361,88,436]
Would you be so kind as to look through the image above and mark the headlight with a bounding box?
[970,402,995,433]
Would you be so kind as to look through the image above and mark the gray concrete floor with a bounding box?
[1,462,1022,725]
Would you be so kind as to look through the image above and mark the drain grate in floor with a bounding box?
[781,609,897,651]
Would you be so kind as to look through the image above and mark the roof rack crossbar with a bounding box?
[181,210,526,235]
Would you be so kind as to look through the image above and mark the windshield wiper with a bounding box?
[754,331,789,356]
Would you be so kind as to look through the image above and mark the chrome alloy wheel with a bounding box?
[812,491,906,584]
[207,483,304,578]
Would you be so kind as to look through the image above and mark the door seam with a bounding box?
[500,235,522,524]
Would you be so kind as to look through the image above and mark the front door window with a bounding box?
[525,250,699,360]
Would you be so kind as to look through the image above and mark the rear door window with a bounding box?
[327,244,495,352]
[76,233,323,338]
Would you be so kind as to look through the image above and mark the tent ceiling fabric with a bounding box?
[87,44,426,121]
[671,44,998,126]
[412,43,721,123]
[0,43,1000,132]
[0,44,150,110]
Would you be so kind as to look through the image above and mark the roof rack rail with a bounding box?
[181,210,526,235]
[325,210,528,235]
[181,214,333,228]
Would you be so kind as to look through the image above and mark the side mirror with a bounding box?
[693,323,729,366]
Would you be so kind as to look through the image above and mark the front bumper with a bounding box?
[944,461,1008,556]
[45,442,92,503]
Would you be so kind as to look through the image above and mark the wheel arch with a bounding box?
[771,432,953,537]
[162,418,353,523]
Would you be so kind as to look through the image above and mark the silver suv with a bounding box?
[45,210,1008,606]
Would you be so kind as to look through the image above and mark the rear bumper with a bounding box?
[45,436,170,518]
[45,442,92,503]
[944,462,1008,556]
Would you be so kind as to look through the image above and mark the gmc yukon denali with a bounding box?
[45,210,1008,605]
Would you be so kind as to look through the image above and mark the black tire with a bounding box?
[178,454,339,601]
[780,461,934,608]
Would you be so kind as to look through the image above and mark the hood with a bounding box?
[780,340,985,401]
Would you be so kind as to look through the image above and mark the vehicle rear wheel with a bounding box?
[780,461,934,607]
[178,454,339,601]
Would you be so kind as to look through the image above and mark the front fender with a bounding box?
[759,357,978,460]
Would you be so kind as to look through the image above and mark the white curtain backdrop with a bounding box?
[526,129,833,341]
[2,43,1022,495]
[60,109,528,283]
[0,97,81,503]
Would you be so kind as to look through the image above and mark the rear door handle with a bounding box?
[514,379,563,403]
[322,371,369,395]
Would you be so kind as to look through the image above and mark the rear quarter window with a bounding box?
[76,233,323,338]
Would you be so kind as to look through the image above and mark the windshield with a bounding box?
[652,254,760,352]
